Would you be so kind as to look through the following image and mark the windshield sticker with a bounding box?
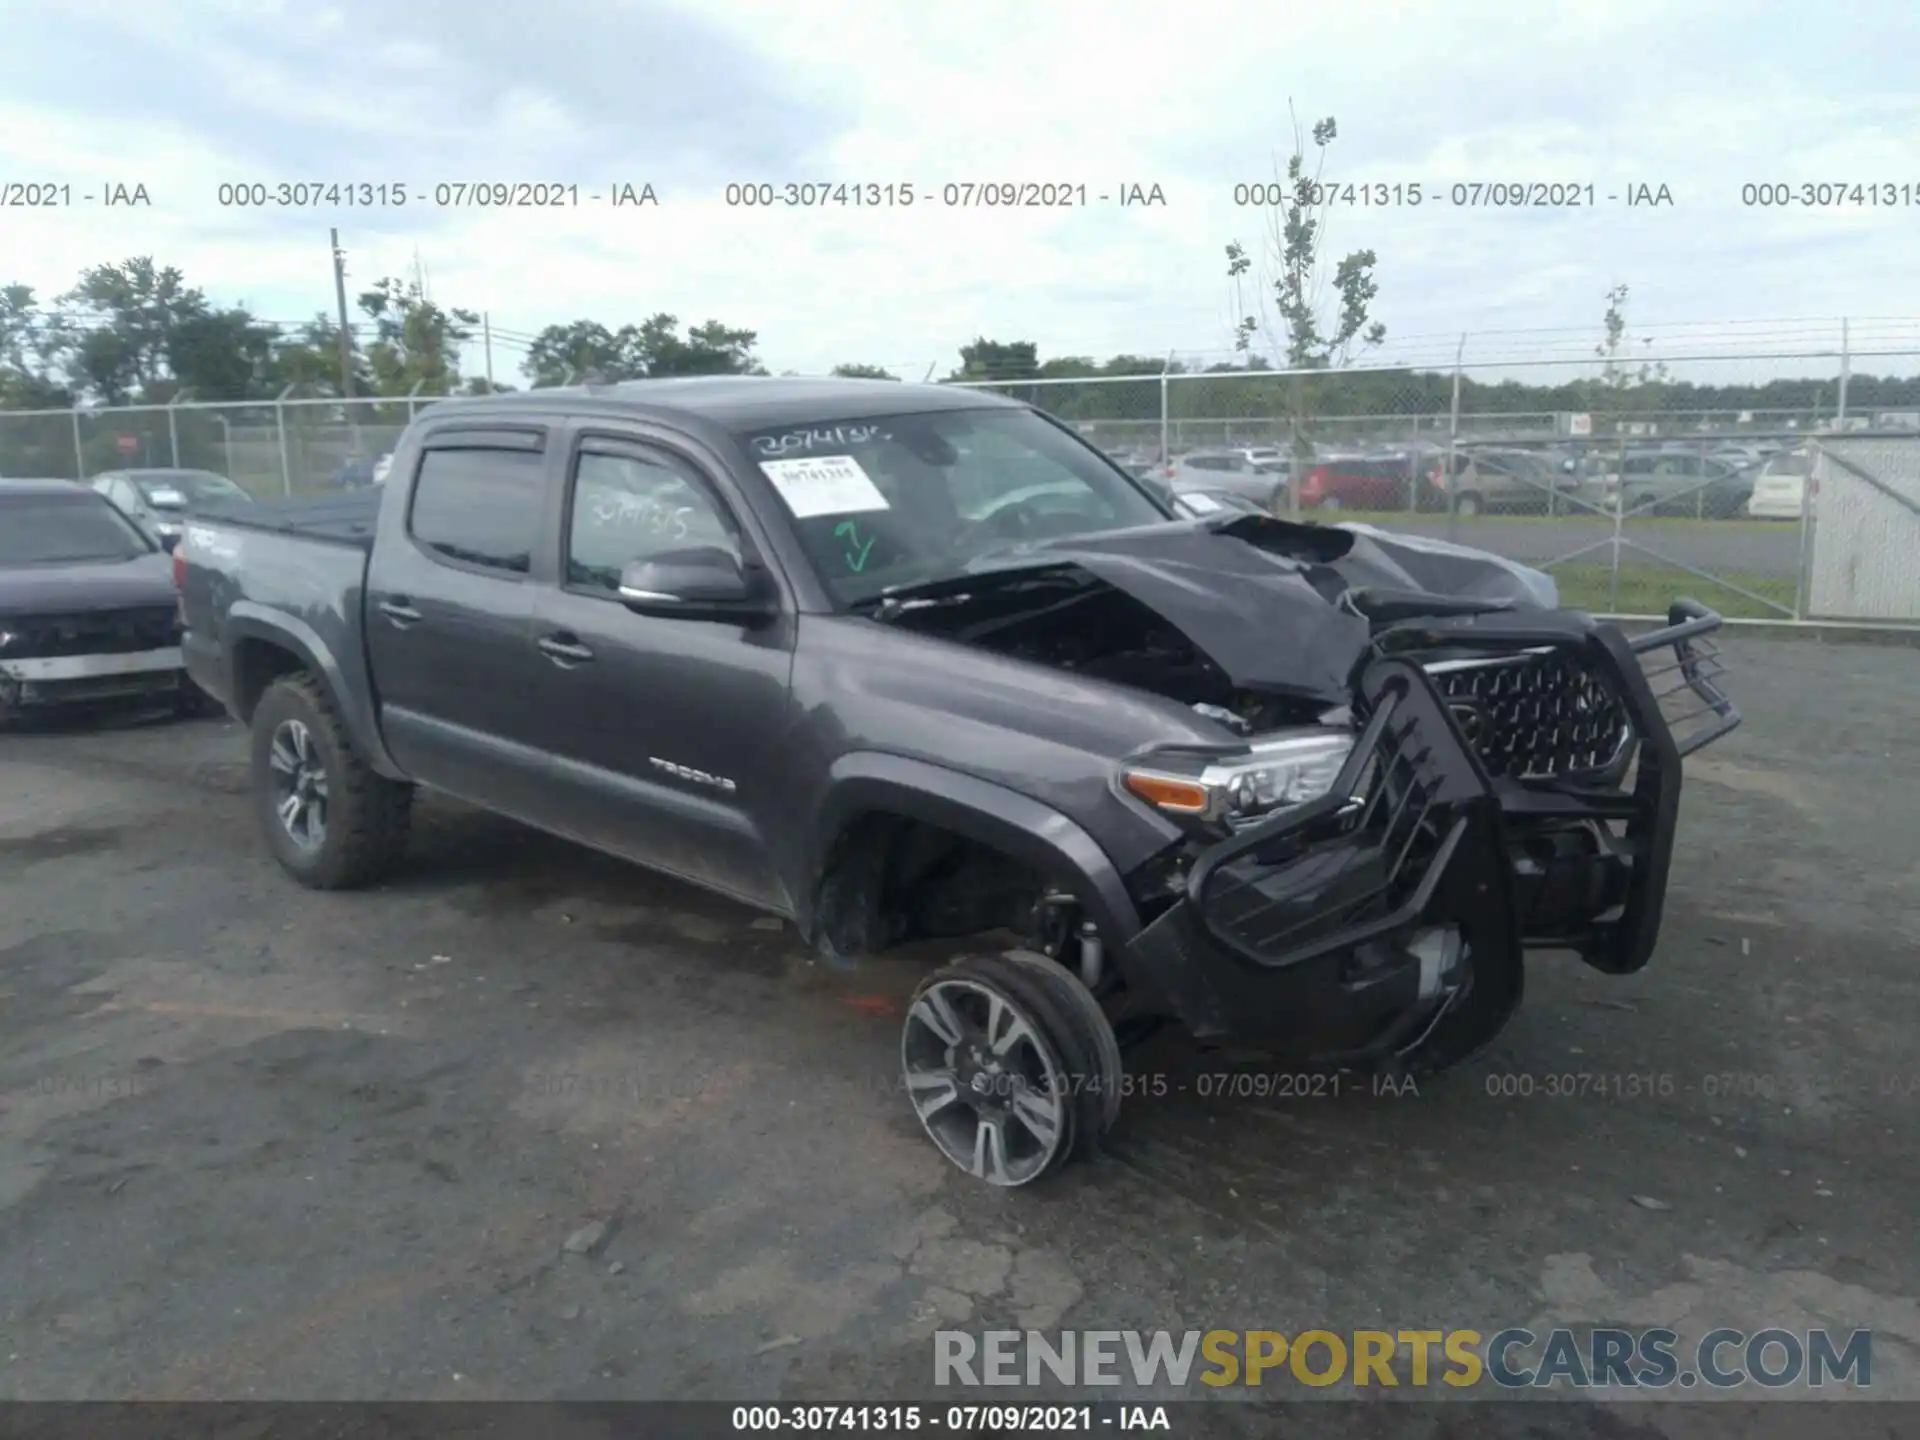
[759,455,890,519]
[145,487,186,506]
[1180,492,1222,513]
[753,425,890,457]
[833,520,875,572]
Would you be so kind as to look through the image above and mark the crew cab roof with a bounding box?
[418,376,1024,431]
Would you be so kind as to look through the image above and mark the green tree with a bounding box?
[830,362,898,380]
[357,273,479,396]
[49,258,215,403]
[1224,110,1387,510]
[0,285,72,408]
[521,314,763,385]
[949,338,1040,381]
[264,314,369,397]
[166,308,283,400]
[1588,283,1670,433]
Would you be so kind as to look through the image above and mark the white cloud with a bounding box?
[2,0,1918,386]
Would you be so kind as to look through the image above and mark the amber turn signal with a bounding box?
[1122,770,1212,814]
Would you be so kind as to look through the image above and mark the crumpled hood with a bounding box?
[0,553,177,618]
[950,514,1557,702]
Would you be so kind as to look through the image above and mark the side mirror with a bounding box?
[617,548,775,621]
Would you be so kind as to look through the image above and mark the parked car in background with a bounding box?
[1166,451,1290,509]
[0,479,209,724]
[1429,448,1588,516]
[91,467,253,549]
[1745,447,1815,519]
[1592,450,1756,518]
[1293,453,1410,511]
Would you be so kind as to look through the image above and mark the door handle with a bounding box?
[377,598,422,626]
[537,635,595,665]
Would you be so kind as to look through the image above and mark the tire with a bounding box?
[997,948,1125,1133]
[900,951,1120,1187]
[1266,481,1291,514]
[250,672,412,890]
[1453,492,1482,518]
[1318,495,1343,512]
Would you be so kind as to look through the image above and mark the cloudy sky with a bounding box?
[5,0,1919,387]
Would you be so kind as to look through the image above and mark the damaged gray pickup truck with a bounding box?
[176,378,1740,1187]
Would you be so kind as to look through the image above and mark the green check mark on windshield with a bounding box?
[834,520,875,572]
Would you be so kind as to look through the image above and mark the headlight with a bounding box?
[1121,729,1356,826]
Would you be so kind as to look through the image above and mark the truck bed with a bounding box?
[214,490,381,550]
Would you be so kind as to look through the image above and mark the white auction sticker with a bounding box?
[1180,491,1222,513]
[759,455,891,518]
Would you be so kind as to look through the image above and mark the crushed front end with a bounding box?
[0,605,191,716]
[1117,601,1739,1068]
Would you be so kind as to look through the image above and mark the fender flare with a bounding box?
[223,604,403,779]
[809,752,1143,945]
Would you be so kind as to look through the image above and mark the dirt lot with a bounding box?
[1,638,1916,1428]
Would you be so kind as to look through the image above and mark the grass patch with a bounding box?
[1548,564,1795,620]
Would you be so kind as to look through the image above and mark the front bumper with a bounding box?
[0,647,189,710]
[1119,601,1739,1062]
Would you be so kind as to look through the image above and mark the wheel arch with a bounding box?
[804,753,1143,952]
[223,604,402,778]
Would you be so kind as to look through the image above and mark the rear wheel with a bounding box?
[901,951,1122,1187]
[251,673,412,889]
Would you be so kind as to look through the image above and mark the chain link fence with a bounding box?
[3,355,1916,625]
[0,393,441,499]
[945,354,1920,625]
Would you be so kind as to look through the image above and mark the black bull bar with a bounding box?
[1119,602,1740,1058]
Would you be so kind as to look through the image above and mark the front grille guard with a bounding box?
[1185,659,1501,969]
[1187,602,1737,975]
[1624,600,1741,758]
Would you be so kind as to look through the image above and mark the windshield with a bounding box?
[736,407,1169,604]
[1764,451,1814,477]
[131,471,247,507]
[0,494,156,565]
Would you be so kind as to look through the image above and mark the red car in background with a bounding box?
[1292,454,1414,511]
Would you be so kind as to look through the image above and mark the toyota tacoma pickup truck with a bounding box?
[177,378,1740,1187]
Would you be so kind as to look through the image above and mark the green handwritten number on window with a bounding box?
[834,520,874,572]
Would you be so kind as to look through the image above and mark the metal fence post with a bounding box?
[70,406,85,481]
[1443,335,1465,541]
[407,380,425,419]
[1836,319,1850,425]
[1792,442,1816,620]
[275,384,295,497]
[1159,351,1173,468]
[167,389,189,468]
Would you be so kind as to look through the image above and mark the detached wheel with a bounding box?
[251,673,412,889]
[1453,492,1483,518]
[901,951,1122,1187]
[1318,495,1343,512]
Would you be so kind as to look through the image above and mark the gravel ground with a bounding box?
[0,638,1915,1434]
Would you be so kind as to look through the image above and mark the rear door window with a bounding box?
[409,447,545,573]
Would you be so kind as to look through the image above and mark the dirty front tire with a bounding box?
[900,952,1120,1187]
[250,673,411,890]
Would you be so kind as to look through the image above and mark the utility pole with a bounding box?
[483,311,495,390]
[330,229,354,399]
